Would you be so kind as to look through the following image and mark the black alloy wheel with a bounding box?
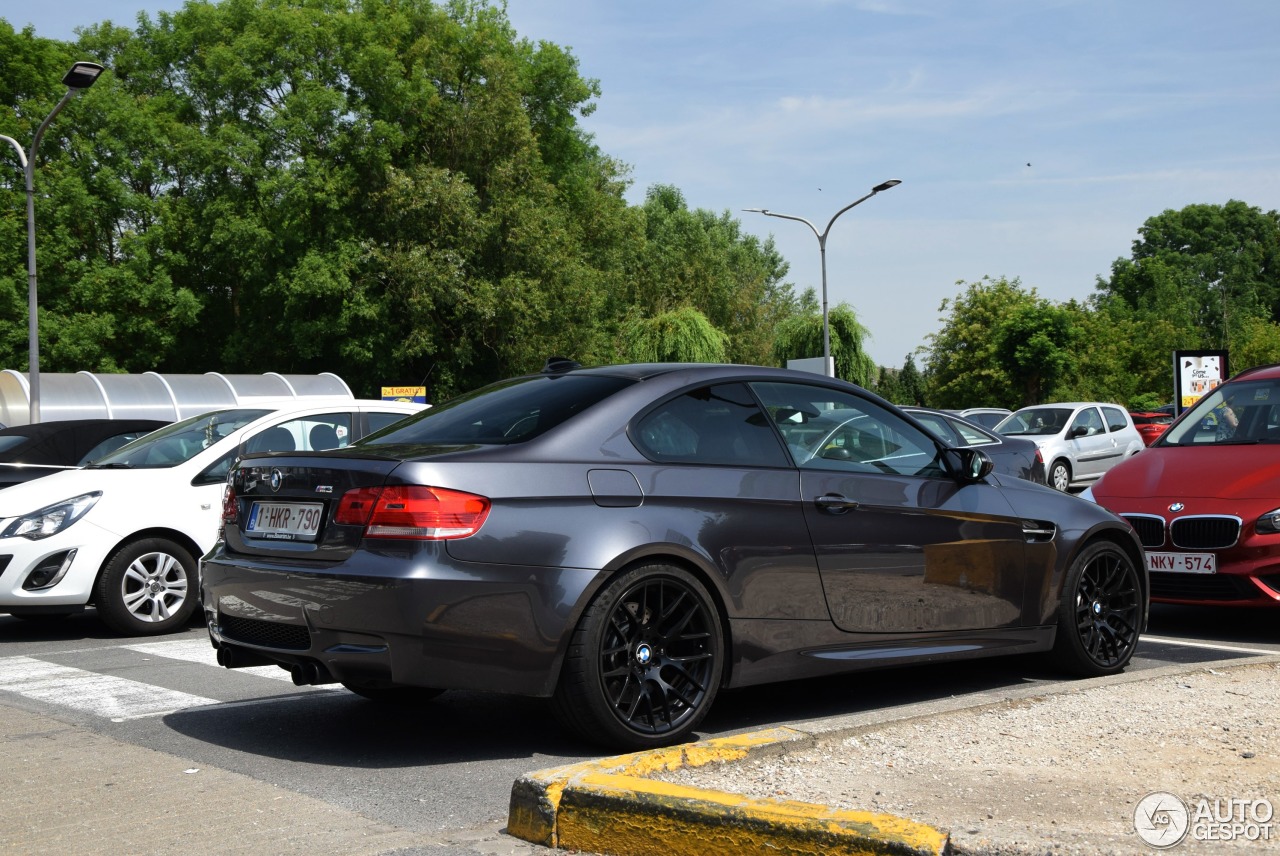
[553,563,723,749]
[1052,541,1143,676]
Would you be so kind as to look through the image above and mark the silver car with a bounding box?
[996,402,1145,491]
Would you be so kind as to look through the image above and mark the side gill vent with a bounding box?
[1022,519,1057,543]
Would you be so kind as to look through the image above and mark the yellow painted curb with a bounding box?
[507,727,949,856]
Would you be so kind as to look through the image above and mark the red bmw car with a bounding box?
[1129,411,1173,446]
[1084,364,1280,606]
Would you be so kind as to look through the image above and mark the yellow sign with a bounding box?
[381,386,427,403]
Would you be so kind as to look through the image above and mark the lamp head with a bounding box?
[872,179,902,193]
[62,62,105,90]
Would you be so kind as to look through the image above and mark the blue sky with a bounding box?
[12,1,1280,368]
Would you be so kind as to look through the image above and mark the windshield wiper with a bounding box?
[86,462,135,469]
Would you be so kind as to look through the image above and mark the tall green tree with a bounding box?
[2,3,806,400]
[772,290,875,386]
[923,276,1036,408]
[1097,200,1280,352]
[619,306,728,363]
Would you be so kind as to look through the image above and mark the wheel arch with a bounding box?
[1061,524,1150,630]
[547,543,736,695]
[87,527,204,606]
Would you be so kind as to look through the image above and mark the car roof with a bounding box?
[1226,363,1280,382]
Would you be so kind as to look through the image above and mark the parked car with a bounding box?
[902,407,1045,484]
[1129,411,1174,446]
[203,363,1145,749]
[995,403,1145,492]
[0,419,170,490]
[944,407,1012,430]
[0,400,423,634]
[1083,364,1280,607]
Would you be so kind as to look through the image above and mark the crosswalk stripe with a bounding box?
[124,638,303,682]
[0,655,217,721]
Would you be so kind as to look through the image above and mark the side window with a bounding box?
[949,419,993,447]
[750,381,945,477]
[367,411,410,436]
[911,412,960,445]
[633,383,789,467]
[246,413,352,453]
[193,449,237,487]
[1070,408,1103,437]
[1103,406,1128,433]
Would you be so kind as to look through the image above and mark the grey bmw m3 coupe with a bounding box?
[202,362,1147,749]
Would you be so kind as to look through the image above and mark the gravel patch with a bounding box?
[659,662,1280,854]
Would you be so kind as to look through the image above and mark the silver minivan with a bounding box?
[995,402,1145,491]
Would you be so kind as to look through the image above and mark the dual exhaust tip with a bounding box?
[215,644,334,686]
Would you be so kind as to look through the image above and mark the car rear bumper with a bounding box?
[201,548,604,696]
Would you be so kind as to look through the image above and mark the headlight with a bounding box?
[1,492,102,540]
[1256,508,1280,534]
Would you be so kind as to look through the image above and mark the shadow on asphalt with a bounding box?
[158,655,1059,768]
[5,604,1274,769]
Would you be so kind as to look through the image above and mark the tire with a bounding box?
[342,683,445,704]
[1049,459,1072,492]
[93,538,198,636]
[552,563,724,750]
[1051,541,1142,676]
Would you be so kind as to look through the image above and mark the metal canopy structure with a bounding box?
[0,371,354,426]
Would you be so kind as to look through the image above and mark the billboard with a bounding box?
[381,385,427,404]
[1173,350,1228,414]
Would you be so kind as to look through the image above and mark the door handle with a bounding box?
[815,494,859,512]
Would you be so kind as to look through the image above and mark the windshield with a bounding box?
[88,409,271,468]
[1161,379,1280,446]
[360,374,634,447]
[997,407,1072,436]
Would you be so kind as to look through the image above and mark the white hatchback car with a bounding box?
[0,399,422,635]
[995,402,1144,492]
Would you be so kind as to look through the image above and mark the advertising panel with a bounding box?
[381,385,428,404]
[1173,350,1228,414]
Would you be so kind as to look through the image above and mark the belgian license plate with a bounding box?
[1146,552,1216,574]
[246,501,323,541]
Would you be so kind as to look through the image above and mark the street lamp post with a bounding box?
[746,178,901,378]
[1,61,105,424]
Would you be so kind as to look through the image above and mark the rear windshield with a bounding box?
[360,375,634,446]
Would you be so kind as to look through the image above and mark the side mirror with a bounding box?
[1068,426,1089,439]
[948,448,995,482]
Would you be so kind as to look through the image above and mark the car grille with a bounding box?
[1170,516,1240,550]
[0,555,11,578]
[219,614,311,651]
[1150,572,1259,602]
[1121,515,1165,549]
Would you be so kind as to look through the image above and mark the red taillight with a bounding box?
[1035,449,1044,463]
[221,485,238,525]
[335,485,490,540]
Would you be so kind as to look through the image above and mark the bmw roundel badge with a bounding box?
[1169,502,1185,512]
[270,468,283,493]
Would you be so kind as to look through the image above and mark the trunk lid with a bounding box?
[223,452,403,561]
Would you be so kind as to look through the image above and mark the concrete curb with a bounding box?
[507,727,950,856]
[507,654,1280,856]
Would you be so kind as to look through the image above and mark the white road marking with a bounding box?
[1142,635,1278,657]
[0,655,216,720]
[125,638,299,682]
